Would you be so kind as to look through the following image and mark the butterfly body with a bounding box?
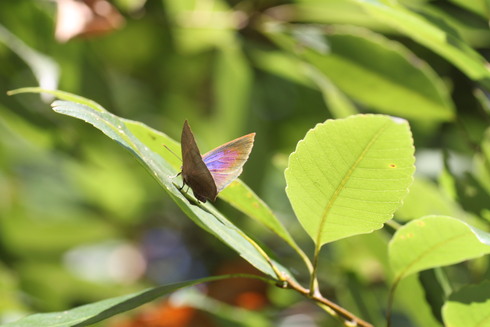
[180,120,255,202]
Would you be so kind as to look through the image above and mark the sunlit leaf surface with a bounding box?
[285,114,415,246]
[389,216,490,279]
[8,88,287,279]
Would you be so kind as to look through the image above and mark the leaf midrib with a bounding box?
[315,120,392,245]
[397,231,468,280]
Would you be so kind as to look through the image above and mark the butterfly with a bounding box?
[179,120,255,203]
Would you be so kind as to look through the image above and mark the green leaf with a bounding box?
[446,0,488,18]
[7,87,106,112]
[353,0,490,89]
[422,5,490,48]
[474,127,490,198]
[250,49,313,87]
[65,146,147,221]
[292,0,388,31]
[3,275,266,327]
[395,177,463,222]
[161,0,236,53]
[171,287,271,327]
[389,216,490,279]
[442,280,490,327]
[304,65,358,118]
[251,49,358,118]
[123,117,304,259]
[2,212,116,257]
[418,269,451,323]
[8,88,286,280]
[212,46,252,140]
[394,274,444,327]
[220,182,297,246]
[285,114,415,246]
[266,25,455,121]
[0,25,59,91]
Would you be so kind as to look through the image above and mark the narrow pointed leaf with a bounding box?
[8,88,288,280]
[8,87,106,111]
[265,25,455,121]
[0,26,59,92]
[285,114,415,246]
[389,216,490,279]
[3,275,265,327]
[124,118,304,258]
[354,0,490,89]
[10,89,295,251]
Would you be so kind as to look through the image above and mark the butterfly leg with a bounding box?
[169,171,182,185]
[170,171,182,179]
[168,171,187,192]
[176,175,188,192]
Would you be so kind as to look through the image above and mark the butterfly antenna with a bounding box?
[163,144,182,162]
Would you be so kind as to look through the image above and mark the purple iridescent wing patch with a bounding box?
[179,120,255,202]
[202,133,255,192]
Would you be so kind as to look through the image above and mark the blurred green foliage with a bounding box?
[1,0,490,326]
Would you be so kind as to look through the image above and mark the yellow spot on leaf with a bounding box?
[401,232,414,240]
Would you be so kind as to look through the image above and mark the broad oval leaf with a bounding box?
[442,281,490,327]
[285,114,415,246]
[389,216,490,279]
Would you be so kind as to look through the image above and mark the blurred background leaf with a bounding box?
[389,216,490,279]
[442,280,490,327]
[2,0,490,326]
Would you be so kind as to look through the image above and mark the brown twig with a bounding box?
[283,275,375,327]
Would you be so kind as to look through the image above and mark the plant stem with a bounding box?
[296,245,315,275]
[285,276,374,327]
[386,275,402,327]
[309,242,321,296]
[385,219,402,230]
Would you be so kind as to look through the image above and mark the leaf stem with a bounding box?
[284,275,374,327]
[297,245,315,275]
[309,242,321,296]
[385,219,402,230]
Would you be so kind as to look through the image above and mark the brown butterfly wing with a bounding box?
[181,120,218,202]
